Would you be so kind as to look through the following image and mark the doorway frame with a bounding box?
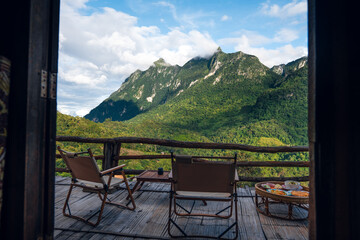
[1,0,360,239]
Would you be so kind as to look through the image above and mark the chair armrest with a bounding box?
[100,164,126,176]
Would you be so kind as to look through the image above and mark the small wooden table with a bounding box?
[255,181,309,220]
[129,170,171,197]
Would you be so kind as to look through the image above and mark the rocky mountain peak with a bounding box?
[153,58,171,67]
[271,64,285,75]
[271,57,308,76]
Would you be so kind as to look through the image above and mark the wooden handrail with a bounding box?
[56,160,309,173]
[238,176,309,182]
[55,136,310,182]
[236,161,309,167]
[55,168,309,182]
[56,154,309,167]
[56,136,308,153]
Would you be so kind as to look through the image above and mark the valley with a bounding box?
[57,49,309,180]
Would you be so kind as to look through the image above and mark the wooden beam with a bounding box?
[43,0,60,238]
[57,160,309,169]
[236,161,309,167]
[308,0,316,238]
[56,136,308,153]
[55,168,309,183]
[102,142,121,170]
[238,176,309,182]
[56,154,310,168]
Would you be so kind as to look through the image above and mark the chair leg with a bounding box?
[105,170,136,210]
[123,170,136,210]
[175,199,194,214]
[62,183,74,216]
[215,190,239,239]
[168,190,174,237]
[173,197,233,219]
[233,187,239,239]
[62,184,107,227]
[168,192,238,239]
[92,191,108,226]
[168,190,188,238]
[126,180,140,200]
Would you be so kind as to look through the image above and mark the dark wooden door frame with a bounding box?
[308,0,360,239]
[1,0,359,239]
[308,1,316,238]
[0,0,59,239]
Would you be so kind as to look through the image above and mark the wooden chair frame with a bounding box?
[57,146,136,227]
[168,153,239,239]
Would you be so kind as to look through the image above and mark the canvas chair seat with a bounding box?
[175,191,232,199]
[77,176,123,189]
[168,169,238,181]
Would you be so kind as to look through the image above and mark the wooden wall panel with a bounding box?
[0,56,11,224]
[310,0,360,239]
[0,0,59,239]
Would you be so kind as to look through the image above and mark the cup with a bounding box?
[158,167,164,175]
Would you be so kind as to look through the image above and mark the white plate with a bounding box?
[282,185,303,191]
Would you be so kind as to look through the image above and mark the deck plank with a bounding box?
[246,186,309,240]
[54,177,309,239]
[237,187,266,240]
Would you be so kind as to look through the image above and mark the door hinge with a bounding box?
[40,70,57,99]
[50,72,57,99]
[40,70,48,98]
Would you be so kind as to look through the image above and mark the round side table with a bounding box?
[255,181,309,220]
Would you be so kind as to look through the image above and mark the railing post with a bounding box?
[102,142,121,170]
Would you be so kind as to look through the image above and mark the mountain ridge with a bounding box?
[58,51,308,179]
[86,50,306,123]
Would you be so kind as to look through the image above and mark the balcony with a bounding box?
[54,176,308,239]
[55,136,309,239]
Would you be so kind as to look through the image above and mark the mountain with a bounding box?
[86,48,275,122]
[85,54,214,122]
[84,50,308,145]
[59,52,308,178]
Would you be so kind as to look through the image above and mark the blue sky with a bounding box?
[58,0,308,116]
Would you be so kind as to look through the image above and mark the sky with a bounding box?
[58,0,308,117]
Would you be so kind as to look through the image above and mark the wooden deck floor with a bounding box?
[54,176,308,239]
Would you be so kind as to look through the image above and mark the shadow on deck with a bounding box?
[54,176,308,239]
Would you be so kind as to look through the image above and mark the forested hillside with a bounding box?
[57,51,309,180]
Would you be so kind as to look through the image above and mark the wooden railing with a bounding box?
[56,136,309,182]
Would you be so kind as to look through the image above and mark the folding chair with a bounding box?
[168,153,239,239]
[57,146,136,227]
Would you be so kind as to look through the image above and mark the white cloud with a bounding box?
[221,15,230,21]
[273,28,299,42]
[233,35,307,67]
[58,0,218,116]
[219,28,299,46]
[219,28,306,67]
[219,30,271,47]
[261,0,307,19]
